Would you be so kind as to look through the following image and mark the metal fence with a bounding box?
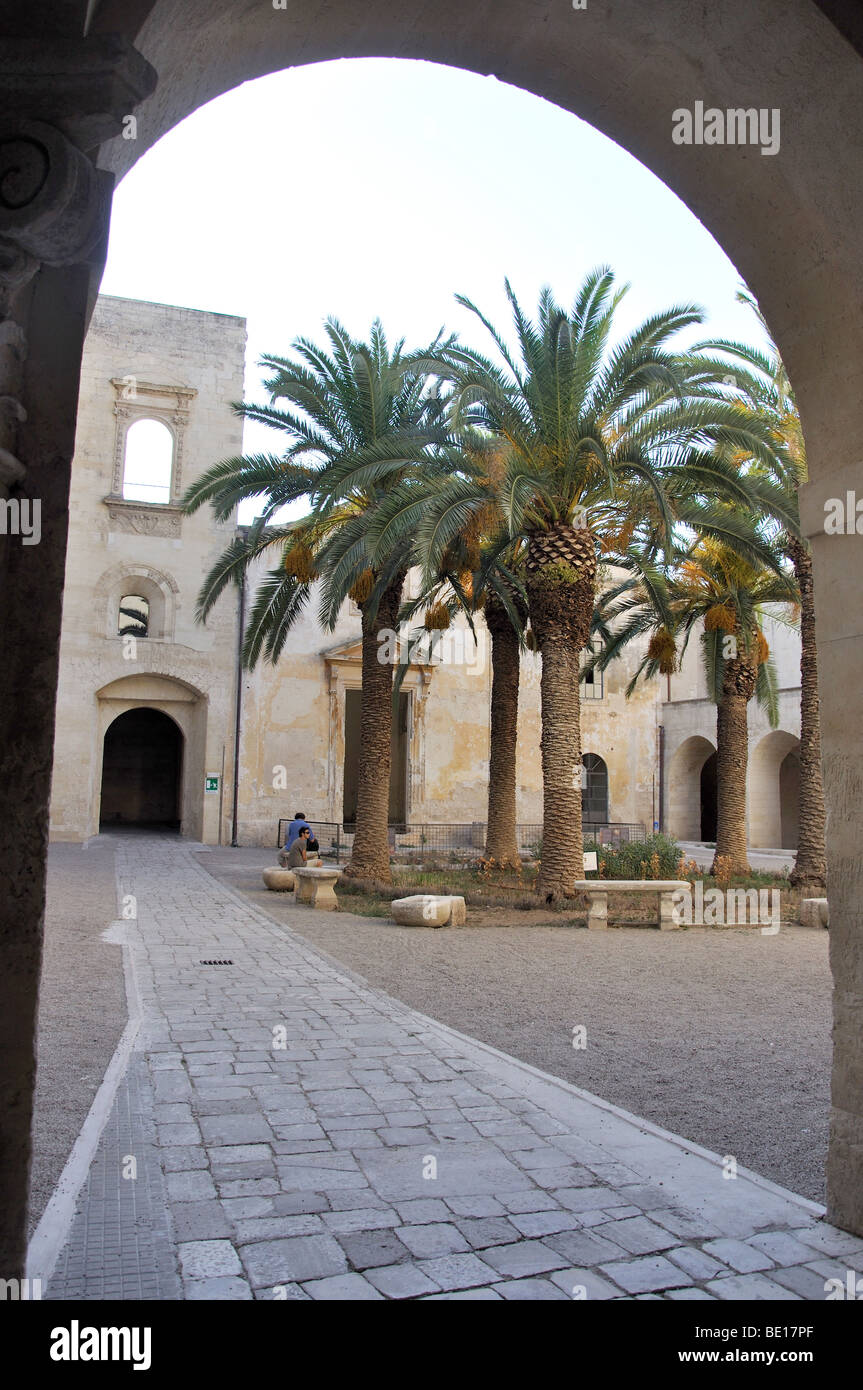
[278,821,346,859]
[583,823,646,846]
[277,818,645,861]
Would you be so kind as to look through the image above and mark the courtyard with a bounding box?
[28,833,851,1302]
[3,0,863,1332]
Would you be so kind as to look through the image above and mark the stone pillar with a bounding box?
[0,37,155,1278]
[807,510,863,1235]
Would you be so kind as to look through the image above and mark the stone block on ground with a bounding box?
[263,866,296,892]
[390,894,466,927]
[799,898,828,928]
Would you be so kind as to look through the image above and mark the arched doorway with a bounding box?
[100,708,183,829]
[749,730,801,850]
[667,736,716,842]
[700,752,718,842]
[780,748,800,851]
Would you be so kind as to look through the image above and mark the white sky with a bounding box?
[101,58,767,520]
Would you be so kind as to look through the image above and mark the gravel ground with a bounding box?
[29,840,127,1235]
[199,845,831,1203]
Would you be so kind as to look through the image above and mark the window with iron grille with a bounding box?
[582,752,609,824]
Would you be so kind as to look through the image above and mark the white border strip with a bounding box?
[26,917,141,1287]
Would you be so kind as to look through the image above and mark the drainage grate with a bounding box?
[199,959,234,966]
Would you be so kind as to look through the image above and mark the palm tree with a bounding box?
[595,535,798,876]
[183,317,448,883]
[372,438,529,869]
[418,270,797,900]
[482,566,528,868]
[693,296,826,893]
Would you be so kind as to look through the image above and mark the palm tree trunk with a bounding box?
[343,574,403,884]
[788,539,827,894]
[485,619,521,869]
[536,636,584,900]
[711,683,752,876]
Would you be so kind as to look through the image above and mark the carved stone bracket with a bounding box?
[0,36,157,488]
[0,35,158,154]
[103,497,184,538]
[0,119,112,268]
[0,118,116,479]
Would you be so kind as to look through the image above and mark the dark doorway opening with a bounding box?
[343,689,409,830]
[100,708,183,829]
[700,751,718,841]
[780,747,800,850]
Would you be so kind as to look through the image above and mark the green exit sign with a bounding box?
[205,776,219,793]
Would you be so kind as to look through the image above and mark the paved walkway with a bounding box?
[32,837,863,1300]
[677,842,796,874]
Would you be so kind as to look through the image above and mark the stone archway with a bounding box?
[667,736,717,842]
[95,672,209,841]
[100,707,183,828]
[749,730,802,850]
[3,1,863,1270]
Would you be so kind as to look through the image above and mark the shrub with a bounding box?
[591,833,682,880]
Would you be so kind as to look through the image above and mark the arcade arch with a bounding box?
[749,730,801,851]
[3,0,863,1268]
[667,736,717,843]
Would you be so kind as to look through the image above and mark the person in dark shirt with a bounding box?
[287,826,310,870]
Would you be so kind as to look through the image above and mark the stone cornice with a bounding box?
[103,494,184,537]
[110,379,197,405]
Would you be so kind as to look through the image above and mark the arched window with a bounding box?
[122,418,174,504]
[118,595,149,638]
[100,569,176,643]
[582,752,609,825]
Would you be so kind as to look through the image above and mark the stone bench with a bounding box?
[572,879,690,931]
[293,865,340,911]
[391,894,466,927]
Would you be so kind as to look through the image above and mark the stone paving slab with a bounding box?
[35,836,863,1301]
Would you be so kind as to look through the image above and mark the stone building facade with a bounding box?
[48,294,803,852]
[49,295,245,846]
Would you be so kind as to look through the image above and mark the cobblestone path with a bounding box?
[40,837,863,1300]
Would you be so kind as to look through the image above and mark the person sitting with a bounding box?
[287,825,310,870]
[284,812,311,851]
